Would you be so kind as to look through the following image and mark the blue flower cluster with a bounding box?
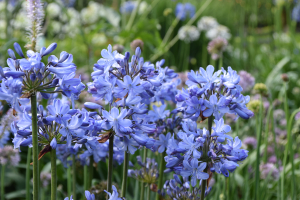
[162,65,253,194]
[175,3,195,21]
[158,174,211,199]
[85,45,178,155]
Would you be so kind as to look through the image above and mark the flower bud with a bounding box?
[14,42,25,58]
[8,49,16,60]
[50,138,57,149]
[253,83,268,95]
[42,43,57,57]
[281,73,289,82]
[113,44,124,53]
[130,39,144,51]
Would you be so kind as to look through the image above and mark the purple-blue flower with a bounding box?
[180,158,209,187]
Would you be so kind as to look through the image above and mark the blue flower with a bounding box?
[102,107,132,137]
[203,95,229,119]
[85,191,95,200]
[175,3,195,21]
[178,133,202,159]
[211,118,232,142]
[46,99,71,124]
[87,76,117,103]
[104,185,123,200]
[180,158,209,187]
[115,75,144,98]
[148,104,170,122]
[60,114,84,147]
[155,132,171,153]
[97,44,124,73]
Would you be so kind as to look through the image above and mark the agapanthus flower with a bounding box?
[104,185,123,200]
[175,3,195,21]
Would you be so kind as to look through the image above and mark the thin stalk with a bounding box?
[147,184,150,200]
[51,149,57,200]
[140,148,147,200]
[67,164,72,197]
[156,152,166,200]
[134,180,140,200]
[88,159,93,189]
[254,95,263,200]
[218,56,223,71]
[125,0,141,31]
[263,104,273,163]
[31,93,39,200]
[161,17,180,46]
[1,164,5,200]
[282,107,300,200]
[72,155,76,200]
[84,165,88,190]
[202,39,208,67]
[121,151,129,197]
[107,134,114,197]
[26,148,32,200]
[200,116,213,200]
[140,0,160,19]
[121,0,126,29]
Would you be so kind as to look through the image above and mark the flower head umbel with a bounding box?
[207,37,228,60]
[0,145,20,166]
[178,25,200,43]
[175,3,195,21]
[163,64,252,195]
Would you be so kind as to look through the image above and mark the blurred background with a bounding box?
[1,0,300,199]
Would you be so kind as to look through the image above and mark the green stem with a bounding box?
[282,107,300,200]
[254,95,263,200]
[202,39,208,67]
[140,148,147,200]
[88,159,93,189]
[200,115,213,200]
[218,56,223,71]
[26,148,32,200]
[263,104,273,163]
[125,0,141,31]
[161,17,180,46]
[1,164,5,200]
[72,155,76,200]
[84,165,88,190]
[51,149,57,200]
[67,166,71,197]
[31,93,39,200]
[107,134,114,198]
[121,151,129,197]
[147,184,150,200]
[156,151,166,200]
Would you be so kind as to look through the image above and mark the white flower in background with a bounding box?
[178,25,200,43]
[81,1,101,24]
[50,21,62,34]
[273,33,291,43]
[98,6,120,27]
[47,2,61,18]
[138,1,148,14]
[206,25,231,40]
[91,33,108,46]
[197,16,219,32]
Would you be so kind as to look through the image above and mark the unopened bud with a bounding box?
[281,73,289,82]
